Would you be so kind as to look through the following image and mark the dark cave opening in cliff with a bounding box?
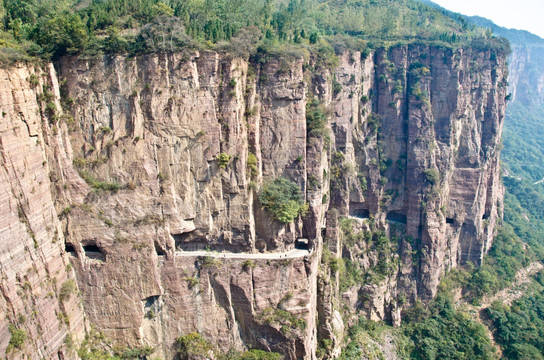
[446,218,455,224]
[386,212,407,225]
[295,238,309,250]
[349,207,370,219]
[83,244,106,262]
[172,232,213,251]
[154,242,166,256]
[65,243,76,254]
[144,295,159,308]
[143,295,161,318]
[172,232,191,247]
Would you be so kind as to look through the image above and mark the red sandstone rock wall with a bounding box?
[0,64,86,359]
[0,43,506,359]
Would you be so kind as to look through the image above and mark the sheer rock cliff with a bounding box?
[0,43,507,359]
[0,64,86,359]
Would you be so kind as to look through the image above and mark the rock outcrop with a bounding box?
[316,44,505,337]
[0,64,86,359]
[0,41,507,359]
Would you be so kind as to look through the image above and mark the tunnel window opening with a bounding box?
[65,243,76,254]
[295,238,309,250]
[83,244,105,262]
[386,212,407,224]
[446,218,455,224]
[349,207,370,219]
[143,295,161,319]
[172,232,191,242]
[173,232,211,251]
[144,295,159,308]
[154,242,166,256]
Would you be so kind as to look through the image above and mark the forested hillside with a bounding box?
[0,0,507,64]
[491,28,544,360]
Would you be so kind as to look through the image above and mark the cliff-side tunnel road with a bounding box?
[175,248,312,260]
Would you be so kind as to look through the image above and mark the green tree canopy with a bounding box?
[259,177,306,224]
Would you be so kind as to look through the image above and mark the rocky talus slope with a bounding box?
[0,43,507,359]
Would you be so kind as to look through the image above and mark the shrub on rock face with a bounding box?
[424,168,440,185]
[259,177,307,224]
[217,153,232,168]
[239,349,283,359]
[176,332,212,359]
[7,325,26,352]
[306,98,328,137]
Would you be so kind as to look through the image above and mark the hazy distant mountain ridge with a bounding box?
[467,15,544,45]
[419,0,544,106]
[466,16,544,107]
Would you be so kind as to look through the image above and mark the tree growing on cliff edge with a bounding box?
[259,177,307,224]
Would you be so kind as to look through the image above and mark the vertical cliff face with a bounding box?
[0,42,506,359]
[507,45,544,107]
[323,45,506,326]
[0,64,86,359]
[53,52,319,358]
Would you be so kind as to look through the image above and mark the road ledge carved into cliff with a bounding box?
[175,248,312,260]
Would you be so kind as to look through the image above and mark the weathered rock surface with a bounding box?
[0,64,86,359]
[314,44,505,334]
[508,44,544,106]
[0,42,506,359]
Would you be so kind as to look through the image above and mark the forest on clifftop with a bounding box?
[0,0,508,64]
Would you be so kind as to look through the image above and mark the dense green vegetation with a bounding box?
[339,319,409,360]
[501,101,544,261]
[306,97,328,137]
[485,271,544,360]
[259,177,307,223]
[7,324,26,352]
[176,332,283,360]
[339,286,496,360]
[75,329,282,359]
[403,289,496,360]
[0,0,508,65]
[484,101,544,360]
[466,226,539,300]
[232,349,283,360]
[176,332,212,359]
[77,329,154,360]
[503,102,544,183]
